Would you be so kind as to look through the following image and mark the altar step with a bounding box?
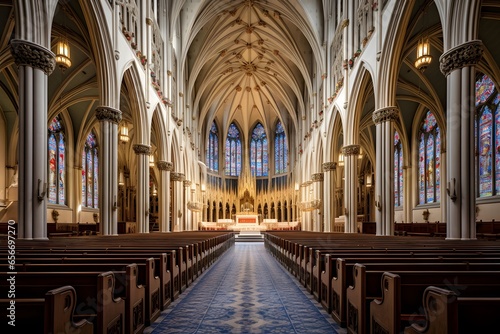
[235,231,264,242]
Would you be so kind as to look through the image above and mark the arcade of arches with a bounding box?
[1,0,500,240]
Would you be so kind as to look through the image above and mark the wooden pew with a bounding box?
[347,264,500,334]
[403,286,500,334]
[0,270,125,334]
[0,285,93,333]
[9,258,162,326]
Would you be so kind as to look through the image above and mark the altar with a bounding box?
[236,214,259,225]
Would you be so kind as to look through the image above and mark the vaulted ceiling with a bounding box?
[185,0,321,141]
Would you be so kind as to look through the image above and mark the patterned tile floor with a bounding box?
[145,242,346,334]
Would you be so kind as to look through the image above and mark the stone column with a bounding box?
[323,162,337,232]
[183,180,192,231]
[170,172,185,231]
[10,40,55,239]
[96,106,122,235]
[312,172,324,232]
[133,144,151,233]
[156,160,173,232]
[440,40,483,240]
[372,107,400,236]
[342,145,360,233]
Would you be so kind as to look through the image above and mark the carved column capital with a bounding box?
[372,107,399,124]
[10,39,56,75]
[439,40,483,76]
[132,144,151,155]
[95,106,122,124]
[156,160,174,171]
[312,173,324,182]
[341,144,360,156]
[170,172,185,182]
[322,162,337,172]
[183,180,192,188]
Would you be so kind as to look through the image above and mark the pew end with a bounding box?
[370,272,401,334]
[44,285,94,334]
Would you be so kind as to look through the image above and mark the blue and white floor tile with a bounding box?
[145,242,345,334]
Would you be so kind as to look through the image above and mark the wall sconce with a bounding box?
[54,38,72,71]
[120,122,129,144]
[149,154,155,168]
[422,209,430,222]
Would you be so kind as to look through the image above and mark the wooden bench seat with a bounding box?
[347,265,500,334]
[0,286,93,333]
[403,286,500,334]
[0,270,126,334]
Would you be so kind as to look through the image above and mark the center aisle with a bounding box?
[145,242,345,334]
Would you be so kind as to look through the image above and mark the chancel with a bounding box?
[1,0,500,333]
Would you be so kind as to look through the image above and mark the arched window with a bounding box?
[475,74,500,197]
[225,122,242,176]
[394,130,403,207]
[206,122,219,172]
[274,121,288,174]
[82,131,98,208]
[48,115,65,204]
[250,123,268,176]
[418,111,441,204]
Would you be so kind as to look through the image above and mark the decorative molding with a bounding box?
[156,160,173,171]
[312,173,324,182]
[439,40,483,76]
[10,39,55,75]
[372,107,399,124]
[301,181,313,187]
[95,106,122,124]
[322,162,337,172]
[342,145,360,156]
[183,180,192,188]
[132,144,151,155]
[170,172,185,182]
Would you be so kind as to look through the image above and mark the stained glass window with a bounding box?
[274,121,288,174]
[48,116,65,204]
[475,74,500,197]
[225,123,242,176]
[206,122,219,172]
[82,131,99,208]
[250,123,268,176]
[394,131,403,207]
[419,111,441,204]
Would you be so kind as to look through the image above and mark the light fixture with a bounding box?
[55,37,72,71]
[415,37,432,72]
[149,154,155,168]
[358,147,364,159]
[120,122,129,144]
[119,170,125,186]
[338,152,344,167]
[366,174,372,187]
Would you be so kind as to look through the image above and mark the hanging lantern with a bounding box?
[120,122,129,144]
[149,154,155,168]
[54,38,72,71]
[415,37,432,72]
[338,152,344,167]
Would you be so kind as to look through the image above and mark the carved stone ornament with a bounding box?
[322,162,337,172]
[312,173,324,182]
[170,172,185,182]
[439,40,483,77]
[183,180,192,188]
[372,107,399,124]
[156,161,174,171]
[10,39,56,75]
[301,181,313,187]
[95,106,122,124]
[342,144,360,156]
[132,144,151,155]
